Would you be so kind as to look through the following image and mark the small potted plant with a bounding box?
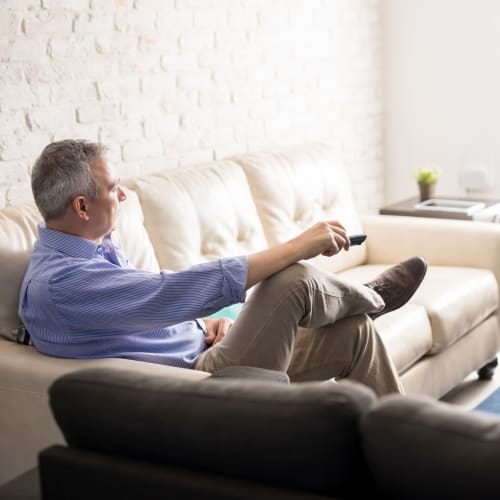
[415,166,442,201]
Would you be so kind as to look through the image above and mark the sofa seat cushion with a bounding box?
[411,266,498,353]
[338,264,498,354]
[125,160,268,271]
[371,304,432,374]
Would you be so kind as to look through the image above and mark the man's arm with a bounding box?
[246,220,349,289]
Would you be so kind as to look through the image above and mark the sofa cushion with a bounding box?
[113,187,160,273]
[370,304,432,374]
[49,367,376,497]
[233,142,367,274]
[338,264,498,354]
[410,266,498,353]
[125,161,268,271]
[361,394,500,499]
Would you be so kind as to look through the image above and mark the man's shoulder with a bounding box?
[28,245,95,278]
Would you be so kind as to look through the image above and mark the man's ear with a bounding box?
[72,196,90,221]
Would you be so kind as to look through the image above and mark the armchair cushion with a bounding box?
[48,368,376,497]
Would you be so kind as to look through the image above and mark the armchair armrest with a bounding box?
[361,394,500,499]
[361,215,500,287]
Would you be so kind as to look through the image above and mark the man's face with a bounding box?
[87,156,126,240]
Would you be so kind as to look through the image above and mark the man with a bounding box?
[19,140,427,395]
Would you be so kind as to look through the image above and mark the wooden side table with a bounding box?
[380,196,500,221]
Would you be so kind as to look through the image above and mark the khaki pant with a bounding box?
[194,262,404,396]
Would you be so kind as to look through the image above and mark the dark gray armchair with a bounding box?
[3,366,500,499]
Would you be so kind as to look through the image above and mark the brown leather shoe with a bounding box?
[365,256,427,320]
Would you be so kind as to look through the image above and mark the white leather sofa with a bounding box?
[1,142,499,485]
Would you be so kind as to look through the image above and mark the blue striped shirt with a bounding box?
[18,224,248,368]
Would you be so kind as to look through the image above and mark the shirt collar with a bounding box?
[37,223,106,260]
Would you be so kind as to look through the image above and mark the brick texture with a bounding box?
[0,0,383,213]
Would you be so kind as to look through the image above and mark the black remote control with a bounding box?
[349,234,367,245]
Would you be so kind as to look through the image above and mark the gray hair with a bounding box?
[31,139,108,220]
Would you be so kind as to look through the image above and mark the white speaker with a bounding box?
[459,168,494,192]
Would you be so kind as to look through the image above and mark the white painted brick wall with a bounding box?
[0,0,383,213]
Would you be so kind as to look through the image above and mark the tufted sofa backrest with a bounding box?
[233,142,366,273]
[125,160,268,271]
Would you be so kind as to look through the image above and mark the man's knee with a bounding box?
[263,262,318,290]
[246,262,316,311]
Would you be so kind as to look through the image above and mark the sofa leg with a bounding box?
[477,357,498,381]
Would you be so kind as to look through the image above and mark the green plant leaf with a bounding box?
[415,166,442,184]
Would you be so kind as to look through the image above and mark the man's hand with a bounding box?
[290,220,349,260]
[202,317,233,345]
[246,219,350,289]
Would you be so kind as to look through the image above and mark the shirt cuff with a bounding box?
[195,318,207,334]
[221,255,248,303]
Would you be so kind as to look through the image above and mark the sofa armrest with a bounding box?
[362,214,500,286]
[361,394,500,499]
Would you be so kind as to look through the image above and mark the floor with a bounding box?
[440,355,500,409]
